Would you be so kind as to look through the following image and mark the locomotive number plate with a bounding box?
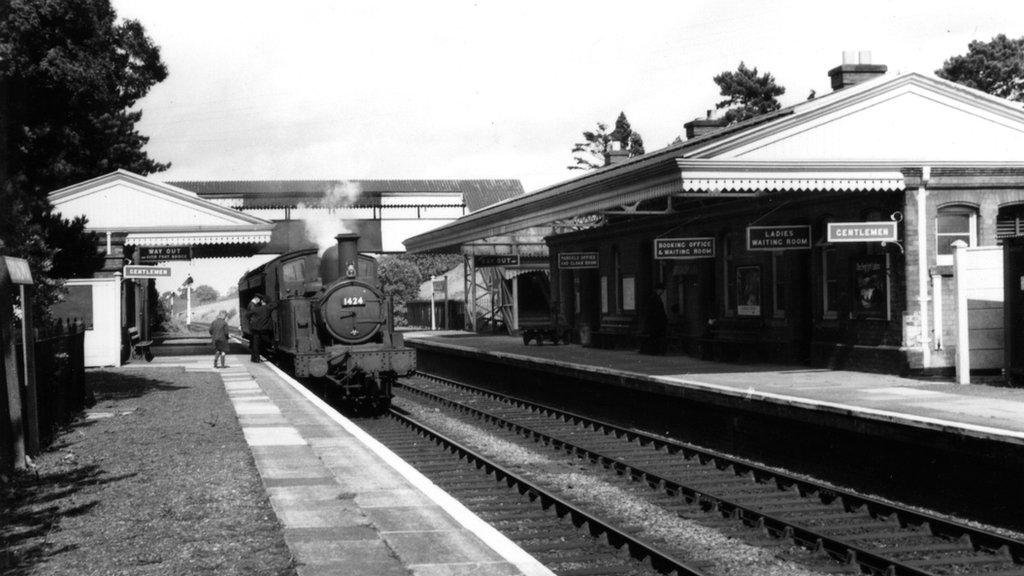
[342,296,365,307]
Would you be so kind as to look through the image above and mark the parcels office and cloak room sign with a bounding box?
[558,252,599,269]
[138,246,192,263]
[654,237,715,259]
[747,226,811,251]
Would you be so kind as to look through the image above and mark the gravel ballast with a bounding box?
[402,401,828,576]
[1,368,296,576]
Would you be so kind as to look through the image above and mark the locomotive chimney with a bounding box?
[336,233,360,279]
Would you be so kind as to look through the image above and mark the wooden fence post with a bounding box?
[20,285,38,454]
[0,258,26,470]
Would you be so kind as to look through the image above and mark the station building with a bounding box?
[406,60,1024,376]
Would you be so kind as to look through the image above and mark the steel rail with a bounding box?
[386,408,707,576]
[404,371,1024,576]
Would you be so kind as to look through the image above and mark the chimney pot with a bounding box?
[684,113,728,140]
[828,52,887,91]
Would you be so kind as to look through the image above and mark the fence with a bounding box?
[406,300,465,330]
[16,319,88,452]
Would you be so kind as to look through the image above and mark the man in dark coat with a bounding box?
[247,294,275,363]
[640,283,668,355]
[208,310,230,368]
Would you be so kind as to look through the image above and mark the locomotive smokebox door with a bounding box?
[319,280,384,344]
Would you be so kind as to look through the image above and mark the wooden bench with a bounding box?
[128,327,154,362]
[590,315,635,349]
[699,329,760,362]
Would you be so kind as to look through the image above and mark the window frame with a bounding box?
[935,205,977,265]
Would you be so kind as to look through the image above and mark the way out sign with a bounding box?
[139,246,192,263]
[654,237,715,259]
[827,222,898,243]
[474,254,520,267]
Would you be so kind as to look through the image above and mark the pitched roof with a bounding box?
[168,179,525,212]
[404,71,1024,253]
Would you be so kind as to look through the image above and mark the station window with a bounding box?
[621,275,636,311]
[722,234,734,315]
[772,251,785,318]
[935,205,977,265]
[822,247,838,319]
[612,246,622,312]
[996,204,1024,241]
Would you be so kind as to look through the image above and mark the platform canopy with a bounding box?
[403,159,911,253]
[49,170,275,255]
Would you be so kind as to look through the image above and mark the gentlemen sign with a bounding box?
[123,265,172,278]
[654,237,715,259]
[747,225,811,251]
[827,222,898,243]
[474,254,520,267]
[558,252,599,269]
[139,246,192,263]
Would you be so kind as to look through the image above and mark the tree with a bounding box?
[713,62,786,124]
[936,34,1024,102]
[377,256,422,327]
[568,111,645,170]
[0,0,168,314]
[190,285,220,305]
[404,253,464,281]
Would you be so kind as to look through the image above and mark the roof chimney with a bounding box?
[683,110,728,140]
[828,51,887,91]
[603,140,629,166]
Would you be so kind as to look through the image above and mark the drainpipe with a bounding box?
[918,167,931,368]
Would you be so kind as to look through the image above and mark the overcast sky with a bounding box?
[114,0,1024,193]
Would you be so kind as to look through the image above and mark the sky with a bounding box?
[113,0,1024,194]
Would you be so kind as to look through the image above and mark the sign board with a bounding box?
[1,256,34,285]
[654,237,715,259]
[123,265,172,279]
[747,225,811,251]
[558,252,599,269]
[474,254,520,267]
[139,246,192,263]
[827,221,898,243]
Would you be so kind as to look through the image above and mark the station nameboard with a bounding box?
[123,265,172,279]
[1,256,34,285]
[139,246,192,263]
[474,254,520,267]
[827,221,898,243]
[654,237,715,259]
[558,252,599,269]
[747,225,811,251]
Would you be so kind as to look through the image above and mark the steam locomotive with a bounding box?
[238,233,415,413]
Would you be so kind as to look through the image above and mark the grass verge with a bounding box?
[1,368,296,576]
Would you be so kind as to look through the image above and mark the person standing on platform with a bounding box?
[640,283,668,355]
[247,294,275,363]
[209,310,230,369]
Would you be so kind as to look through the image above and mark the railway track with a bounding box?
[395,371,1024,576]
[357,409,703,576]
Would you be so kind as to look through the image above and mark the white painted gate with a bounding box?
[953,245,1004,383]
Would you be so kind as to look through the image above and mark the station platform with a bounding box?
[405,331,1024,444]
[144,351,553,576]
